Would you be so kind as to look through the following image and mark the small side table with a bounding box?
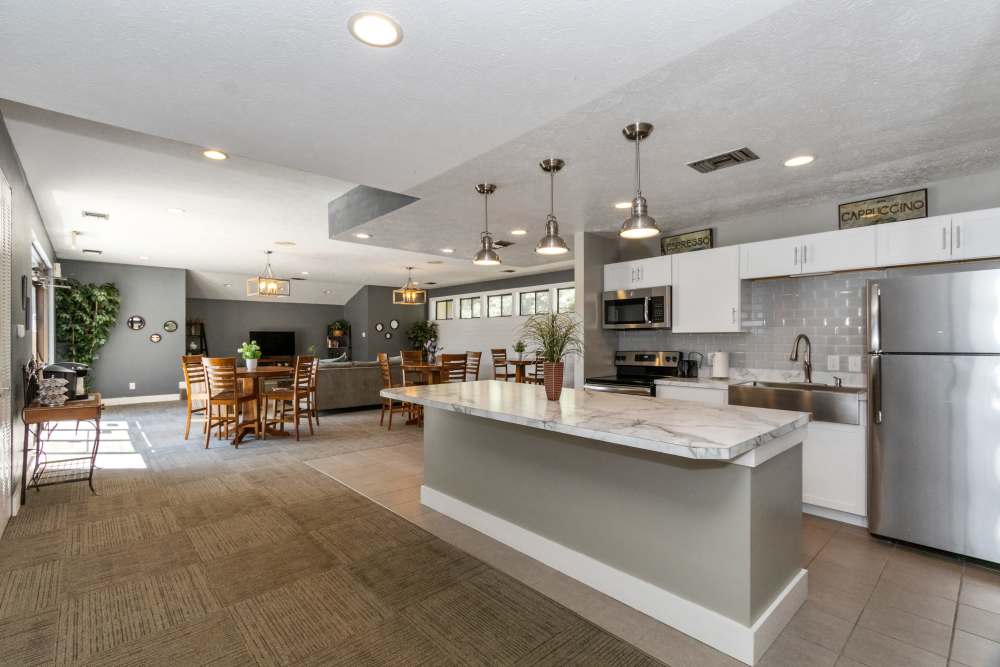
[21,393,103,504]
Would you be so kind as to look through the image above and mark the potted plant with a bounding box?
[237,340,262,371]
[329,319,349,337]
[512,340,526,361]
[519,313,583,401]
[406,320,438,360]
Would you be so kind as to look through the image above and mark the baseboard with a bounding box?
[802,502,868,528]
[102,393,180,406]
[422,485,806,665]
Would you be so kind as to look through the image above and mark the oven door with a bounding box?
[583,382,653,396]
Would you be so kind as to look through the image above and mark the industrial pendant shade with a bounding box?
[392,266,426,305]
[535,158,569,256]
[246,250,291,297]
[472,183,501,266]
[619,122,662,240]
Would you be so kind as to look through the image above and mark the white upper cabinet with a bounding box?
[603,256,671,291]
[875,214,952,267]
[951,207,1000,261]
[672,246,741,333]
[740,236,803,279]
[801,226,878,274]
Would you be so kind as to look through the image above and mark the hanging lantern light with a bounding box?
[392,266,426,305]
[246,250,291,297]
[619,122,662,239]
[472,183,501,266]
[535,158,569,255]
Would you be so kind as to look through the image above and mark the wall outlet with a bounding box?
[826,355,840,371]
[848,356,862,372]
[128,382,136,391]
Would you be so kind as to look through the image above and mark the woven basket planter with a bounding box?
[543,362,564,401]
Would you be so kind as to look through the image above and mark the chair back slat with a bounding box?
[293,356,315,391]
[202,357,238,395]
[466,351,482,380]
[377,353,394,389]
[441,353,468,383]
[182,354,206,384]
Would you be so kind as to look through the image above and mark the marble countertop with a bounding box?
[381,381,809,462]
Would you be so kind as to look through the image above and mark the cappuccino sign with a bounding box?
[839,189,927,229]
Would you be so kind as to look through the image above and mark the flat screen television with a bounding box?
[250,331,295,357]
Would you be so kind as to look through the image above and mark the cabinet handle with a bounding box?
[802,245,808,265]
[942,227,947,250]
[731,307,736,324]
[955,225,961,249]
[794,247,798,266]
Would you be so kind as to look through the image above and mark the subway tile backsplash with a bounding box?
[619,269,887,372]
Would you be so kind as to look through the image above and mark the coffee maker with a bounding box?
[43,363,90,401]
[677,352,704,379]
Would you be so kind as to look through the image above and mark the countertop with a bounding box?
[381,380,809,462]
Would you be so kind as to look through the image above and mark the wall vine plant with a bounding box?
[55,279,122,366]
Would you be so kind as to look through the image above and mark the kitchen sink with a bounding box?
[728,380,866,425]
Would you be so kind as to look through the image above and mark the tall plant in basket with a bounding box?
[519,313,583,401]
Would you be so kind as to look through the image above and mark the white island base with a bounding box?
[384,382,809,665]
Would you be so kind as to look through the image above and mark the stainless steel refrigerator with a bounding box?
[868,269,1000,563]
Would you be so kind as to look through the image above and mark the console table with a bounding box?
[21,394,103,503]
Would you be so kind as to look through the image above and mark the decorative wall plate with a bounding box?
[127,315,146,330]
[163,320,178,332]
[374,322,385,332]
[390,319,400,329]
[149,333,162,343]
[384,332,392,339]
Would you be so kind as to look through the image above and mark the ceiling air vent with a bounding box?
[493,240,515,248]
[290,277,307,281]
[81,210,110,220]
[82,249,103,255]
[425,281,438,285]
[687,148,759,174]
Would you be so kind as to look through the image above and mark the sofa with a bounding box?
[314,358,402,411]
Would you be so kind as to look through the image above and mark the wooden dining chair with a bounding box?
[440,353,468,383]
[401,349,426,387]
[181,355,208,439]
[308,358,320,428]
[466,351,482,380]
[262,356,315,441]
[491,348,513,381]
[378,353,411,430]
[527,358,545,385]
[202,357,257,448]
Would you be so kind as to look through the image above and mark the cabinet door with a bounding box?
[802,421,867,517]
[631,255,671,288]
[671,246,741,333]
[875,215,952,267]
[801,226,878,273]
[603,261,631,292]
[951,207,1000,261]
[739,236,802,279]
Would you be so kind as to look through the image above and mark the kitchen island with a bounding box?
[380,380,810,665]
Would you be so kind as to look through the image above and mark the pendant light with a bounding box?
[535,158,570,255]
[472,183,501,266]
[619,122,661,239]
[392,266,426,305]
[246,250,291,297]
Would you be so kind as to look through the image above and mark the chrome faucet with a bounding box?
[789,334,813,383]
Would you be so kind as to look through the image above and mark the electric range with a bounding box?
[584,350,682,396]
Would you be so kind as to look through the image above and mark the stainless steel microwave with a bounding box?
[602,286,671,330]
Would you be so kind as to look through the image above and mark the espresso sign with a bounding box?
[661,228,713,255]
[839,189,927,229]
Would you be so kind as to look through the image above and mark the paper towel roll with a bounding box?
[711,352,730,379]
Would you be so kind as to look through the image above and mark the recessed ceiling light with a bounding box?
[784,155,815,167]
[274,240,296,246]
[428,260,444,265]
[166,208,185,215]
[614,201,632,209]
[323,289,332,295]
[300,271,309,275]
[354,232,372,239]
[439,248,455,254]
[510,229,527,236]
[138,256,149,260]
[223,282,232,287]
[348,12,403,47]
[202,149,228,161]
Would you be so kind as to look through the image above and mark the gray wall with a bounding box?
[345,285,427,360]
[59,261,185,399]
[574,232,619,386]
[426,269,574,299]
[1,108,56,500]
[186,298,344,361]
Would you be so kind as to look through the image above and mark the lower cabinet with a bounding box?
[802,419,867,519]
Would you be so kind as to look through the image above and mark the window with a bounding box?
[459,296,481,319]
[435,300,454,320]
[487,293,513,318]
[557,287,576,314]
[519,290,550,316]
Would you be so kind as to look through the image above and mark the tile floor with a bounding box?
[308,424,1000,667]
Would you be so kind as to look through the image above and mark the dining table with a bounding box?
[401,362,444,385]
[235,366,294,443]
[507,358,538,383]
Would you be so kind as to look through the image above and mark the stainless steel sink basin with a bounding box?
[728,381,866,425]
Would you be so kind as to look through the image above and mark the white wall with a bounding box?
[430,280,577,386]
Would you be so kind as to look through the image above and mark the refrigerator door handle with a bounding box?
[868,282,881,353]
[870,354,883,424]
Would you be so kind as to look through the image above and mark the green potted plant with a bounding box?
[407,320,438,360]
[512,339,526,361]
[329,319,349,337]
[519,313,583,401]
[237,340,262,371]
